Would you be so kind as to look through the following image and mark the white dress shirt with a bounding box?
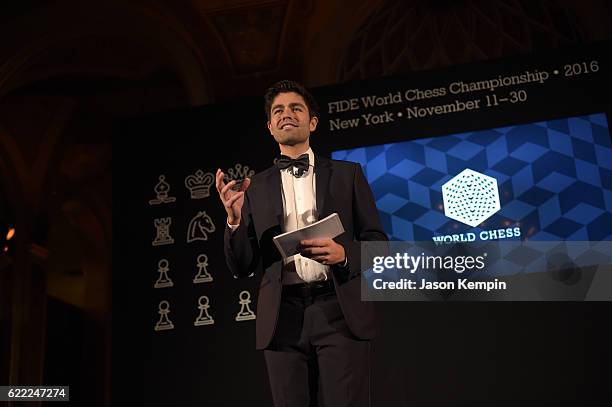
[279,148,329,284]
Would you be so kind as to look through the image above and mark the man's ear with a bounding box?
[309,116,318,132]
[267,120,273,135]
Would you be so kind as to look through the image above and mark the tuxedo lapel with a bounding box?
[265,167,284,225]
[315,155,331,217]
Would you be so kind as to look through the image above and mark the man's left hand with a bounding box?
[299,238,346,265]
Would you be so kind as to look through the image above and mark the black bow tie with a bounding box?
[275,154,310,177]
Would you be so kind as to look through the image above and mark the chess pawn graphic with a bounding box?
[154,300,175,331]
[154,259,174,288]
[152,217,175,246]
[193,254,213,284]
[194,296,215,326]
[184,169,214,199]
[235,291,256,322]
[148,175,176,205]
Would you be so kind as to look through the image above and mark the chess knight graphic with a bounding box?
[187,211,216,242]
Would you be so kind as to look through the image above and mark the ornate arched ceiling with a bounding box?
[336,0,609,81]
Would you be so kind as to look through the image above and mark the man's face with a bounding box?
[267,92,318,146]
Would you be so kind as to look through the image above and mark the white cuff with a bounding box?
[227,220,239,232]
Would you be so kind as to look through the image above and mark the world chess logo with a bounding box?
[442,168,500,227]
[185,169,214,199]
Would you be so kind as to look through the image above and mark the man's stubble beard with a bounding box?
[275,130,309,147]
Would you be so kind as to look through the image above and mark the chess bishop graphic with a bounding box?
[149,174,176,205]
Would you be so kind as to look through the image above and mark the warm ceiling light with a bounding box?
[6,228,15,241]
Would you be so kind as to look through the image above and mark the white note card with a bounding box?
[272,213,345,259]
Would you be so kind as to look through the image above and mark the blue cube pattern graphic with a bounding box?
[333,113,612,242]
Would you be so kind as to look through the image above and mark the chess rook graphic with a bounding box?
[187,211,216,242]
[154,300,175,331]
[442,168,501,227]
[154,259,174,288]
[185,169,214,199]
[193,254,213,283]
[194,295,215,326]
[235,291,256,322]
[149,174,176,205]
[152,217,175,246]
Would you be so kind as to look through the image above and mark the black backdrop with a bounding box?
[113,40,612,406]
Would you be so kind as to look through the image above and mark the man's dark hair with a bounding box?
[264,80,319,121]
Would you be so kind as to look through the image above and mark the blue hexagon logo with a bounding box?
[442,168,500,227]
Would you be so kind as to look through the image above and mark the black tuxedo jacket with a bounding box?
[224,155,388,349]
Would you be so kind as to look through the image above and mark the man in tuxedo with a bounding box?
[216,80,387,407]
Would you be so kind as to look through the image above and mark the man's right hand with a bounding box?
[216,169,251,226]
